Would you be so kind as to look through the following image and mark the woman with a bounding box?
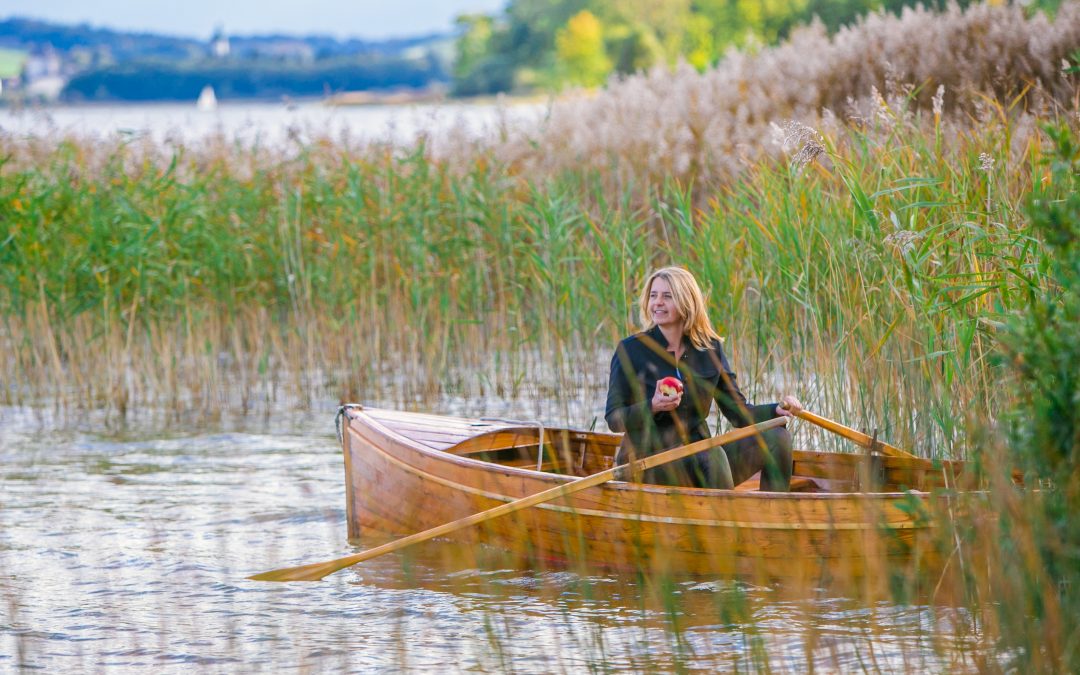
[605,266,802,490]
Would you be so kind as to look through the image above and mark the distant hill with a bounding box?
[0,16,454,101]
[0,17,205,61]
[0,16,451,61]
[64,56,448,102]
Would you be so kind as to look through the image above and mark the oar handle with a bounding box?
[249,416,789,582]
[790,408,917,459]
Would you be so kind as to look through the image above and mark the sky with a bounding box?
[1,1,508,40]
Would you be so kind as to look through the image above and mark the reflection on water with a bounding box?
[0,100,543,146]
[0,402,984,671]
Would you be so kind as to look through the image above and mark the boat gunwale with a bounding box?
[349,408,935,503]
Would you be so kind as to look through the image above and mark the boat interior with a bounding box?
[446,425,964,494]
[356,408,966,495]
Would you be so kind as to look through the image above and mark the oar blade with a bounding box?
[248,417,786,583]
[248,559,347,582]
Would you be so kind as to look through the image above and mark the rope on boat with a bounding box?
[480,417,546,470]
[335,404,364,447]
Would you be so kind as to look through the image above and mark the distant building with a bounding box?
[23,46,62,81]
[211,28,230,58]
[20,46,65,100]
[25,75,65,100]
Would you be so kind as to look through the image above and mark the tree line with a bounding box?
[451,0,979,95]
[63,54,447,101]
[0,17,452,101]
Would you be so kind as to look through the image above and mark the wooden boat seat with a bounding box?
[733,473,824,493]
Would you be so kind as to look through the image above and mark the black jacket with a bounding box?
[605,325,778,458]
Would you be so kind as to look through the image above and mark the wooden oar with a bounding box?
[789,408,918,460]
[249,416,789,582]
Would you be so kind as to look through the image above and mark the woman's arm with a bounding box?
[604,344,652,433]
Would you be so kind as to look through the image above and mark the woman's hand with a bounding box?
[776,395,803,417]
[651,388,682,413]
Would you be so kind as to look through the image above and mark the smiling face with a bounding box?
[637,266,721,351]
[647,277,683,331]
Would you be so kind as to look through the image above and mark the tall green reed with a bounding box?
[0,103,1064,451]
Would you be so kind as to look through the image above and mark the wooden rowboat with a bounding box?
[339,405,966,586]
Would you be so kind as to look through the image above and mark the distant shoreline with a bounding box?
[0,91,551,110]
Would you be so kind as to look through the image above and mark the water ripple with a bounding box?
[0,405,992,672]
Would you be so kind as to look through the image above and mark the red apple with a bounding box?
[657,376,683,397]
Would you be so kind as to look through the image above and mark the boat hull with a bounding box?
[342,407,947,588]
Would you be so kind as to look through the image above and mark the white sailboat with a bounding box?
[196,85,217,111]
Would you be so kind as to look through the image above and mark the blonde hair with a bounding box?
[638,266,722,351]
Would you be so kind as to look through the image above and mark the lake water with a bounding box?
[0,99,544,146]
[0,400,985,672]
[0,101,989,669]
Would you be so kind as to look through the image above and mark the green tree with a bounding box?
[735,0,809,44]
[451,14,516,96]
[803,0,882,33]
[683,13,716,69]
[448,0,981,95]
[606,22,664,75]
[555,10,613,88]
[692,0,752,49]
[595,0,693,63]
[503,0,592,70]
[995,122,1080,673]
[453,14,493,82]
